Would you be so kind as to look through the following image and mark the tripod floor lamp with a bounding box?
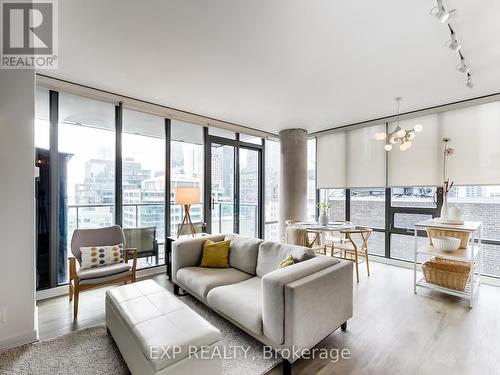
[175,187,201,238]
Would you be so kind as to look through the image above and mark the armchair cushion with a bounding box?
[78,262,131,280]
[80,243,124,269]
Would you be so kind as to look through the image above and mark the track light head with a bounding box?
[434,0,450,23]
[458,59,470,74]
[466,74,473,88]
[448,33,461,52]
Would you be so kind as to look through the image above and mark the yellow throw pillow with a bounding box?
[200,239,231,268]
[278,255,295,269]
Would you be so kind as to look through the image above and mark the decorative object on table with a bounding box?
[316,201,332,225]
[436,137,465,224]
[429,236,461,252]
[422,257,471,291]
[175,187,201,238]
[375,97,423,151]
[426,228,470,249]
[440,137,454,221]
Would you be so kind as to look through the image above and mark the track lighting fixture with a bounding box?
[431,2,473,89]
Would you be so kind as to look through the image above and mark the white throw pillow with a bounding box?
[80,243,124,269]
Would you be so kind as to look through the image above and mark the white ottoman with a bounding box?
[106,279,222,375]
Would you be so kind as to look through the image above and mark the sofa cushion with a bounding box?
[278,255,295,269]
[207,277,263,335]
[176,266,253,301]
[256,241,316,278]
[225,234,263,275]
[200,239,231,268]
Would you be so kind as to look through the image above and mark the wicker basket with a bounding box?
[422,257,471,291]
[426,229,470,249]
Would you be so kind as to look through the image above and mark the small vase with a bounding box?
[319,214,329,226]
[440,196,448,220]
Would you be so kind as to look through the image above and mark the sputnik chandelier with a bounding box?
[430,0,473,88]
[375,97,423,152]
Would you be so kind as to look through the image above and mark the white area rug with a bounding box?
[0,295,281,375]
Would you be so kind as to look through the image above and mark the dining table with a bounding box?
[292,221,355,247]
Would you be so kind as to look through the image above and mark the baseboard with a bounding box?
[36,265,167,301]
[370,254,500,287]
[0,329,38,351]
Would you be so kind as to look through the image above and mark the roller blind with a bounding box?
[317,132,346,188]
[346,124,386,188]
[123,109,165,138]
[388,114,441,187]
[317,124,385,188]
[172,120,204,145]
[439,101,500,185]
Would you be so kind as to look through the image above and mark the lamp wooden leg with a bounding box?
[177,208,188,238]
[73,281,80,319]
[185,206,196,237]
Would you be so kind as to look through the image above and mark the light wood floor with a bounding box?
[37,262,500,375]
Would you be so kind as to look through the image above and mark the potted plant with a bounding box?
[316,201,332,226]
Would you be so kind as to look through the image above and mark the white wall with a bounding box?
[0,69,37,348]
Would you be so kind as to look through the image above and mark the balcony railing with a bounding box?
[66,202,262,237]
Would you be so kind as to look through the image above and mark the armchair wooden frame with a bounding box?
[68,248,137,318]
[331,226,372,283]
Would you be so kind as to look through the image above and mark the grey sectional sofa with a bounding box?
[171,233,353,372]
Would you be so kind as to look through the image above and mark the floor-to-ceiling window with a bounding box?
[350,188,386,256]
[306,138,317,222]
[35,87,50,289]
[122,109,166,268]
[264,139,280,241]
[448,186,500,278]
[170,120,204,236]
[58,92,116,284]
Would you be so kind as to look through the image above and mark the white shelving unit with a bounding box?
[413,219,483,308]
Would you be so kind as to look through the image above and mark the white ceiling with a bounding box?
[48,0,500,135]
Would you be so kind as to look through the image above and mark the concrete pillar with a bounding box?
[279,128,308,241]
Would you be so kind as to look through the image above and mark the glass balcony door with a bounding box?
[207,136,263,237]
[210,143,235,234]
[239,148,260,237]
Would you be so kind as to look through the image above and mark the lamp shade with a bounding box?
[175,187,201,205]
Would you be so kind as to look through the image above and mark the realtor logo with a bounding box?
[1,0,58,69]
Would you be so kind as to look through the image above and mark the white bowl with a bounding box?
[431,236,461,251]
